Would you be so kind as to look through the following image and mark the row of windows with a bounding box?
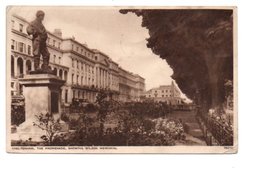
[71,44,94,59]
[51,54,62,64]
[72,90,96,100]
[11,39,31,55]
[72,59,95,73]
[47,38,61,49]
[71,74,95,85]
[154,89,171,93]
[147,94,172,98]
[11,20,24,33]
[71,72,119,88]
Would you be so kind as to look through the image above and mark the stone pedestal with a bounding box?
[14,74,65,142]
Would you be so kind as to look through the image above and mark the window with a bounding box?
[77,75,79,84]
[72,44,74,50]
[28,45,31,55]
[53,40,56,47]
[58,42,61,49]
[166,90,168,93]
[24,44,26,53]
[72,74,74,84]
[11,20,15,29]
[53,55,56,63]
[76,47,79,52]
[72,59,74,68]
[65,90,68,103]
[58,57,61,64]
[162,90,164,93]
[11,40,15,50]
[73,90,75,98]
[81,49,83,54]
[81,63,83,70]
[64,71,68,82]
[19,24,23,32]
[81,76,83,85]
[18,42,24,52]
[95,56,97,60]
[162,95,164,97]
[77,61,79,69]
[11,82,14,88]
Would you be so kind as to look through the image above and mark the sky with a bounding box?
[9,6,174,90]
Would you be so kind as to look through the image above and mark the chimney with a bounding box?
[53,29,62,38]
[83,42,88,48]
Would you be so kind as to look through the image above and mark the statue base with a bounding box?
[11,74,66,142]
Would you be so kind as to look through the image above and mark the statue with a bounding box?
[26,10,53,74]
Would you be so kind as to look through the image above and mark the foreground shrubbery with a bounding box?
[12,92,187,146]
[44,102,185,146]
[43,117,185,146]
[11,105,25,126]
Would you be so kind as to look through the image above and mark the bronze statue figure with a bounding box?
[26,10,52,74]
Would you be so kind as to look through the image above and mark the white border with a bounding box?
[1,0,260,182]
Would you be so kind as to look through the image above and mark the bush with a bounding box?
[11,105,25,126]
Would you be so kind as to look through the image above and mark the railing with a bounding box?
[204,117,233,146]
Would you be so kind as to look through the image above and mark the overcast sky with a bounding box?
[9,6,173,90]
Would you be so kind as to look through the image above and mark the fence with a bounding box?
[203,117,233,146]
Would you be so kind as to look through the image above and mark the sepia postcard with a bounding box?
[6,6,237,153]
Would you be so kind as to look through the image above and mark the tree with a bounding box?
[120,9,233,112]
[33,112,62,145]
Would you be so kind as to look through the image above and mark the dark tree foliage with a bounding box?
[120,9,233,111]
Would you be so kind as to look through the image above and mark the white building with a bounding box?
[143,81,183,104]
[9,14,145,105]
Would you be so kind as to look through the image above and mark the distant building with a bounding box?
[143,81,183,104]
[9,14,145,105]
[118,67,145,102]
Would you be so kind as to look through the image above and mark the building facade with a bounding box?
[9,14,145,105]
[143,81,183,104]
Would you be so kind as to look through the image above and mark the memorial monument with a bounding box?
[14,10,65,142]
